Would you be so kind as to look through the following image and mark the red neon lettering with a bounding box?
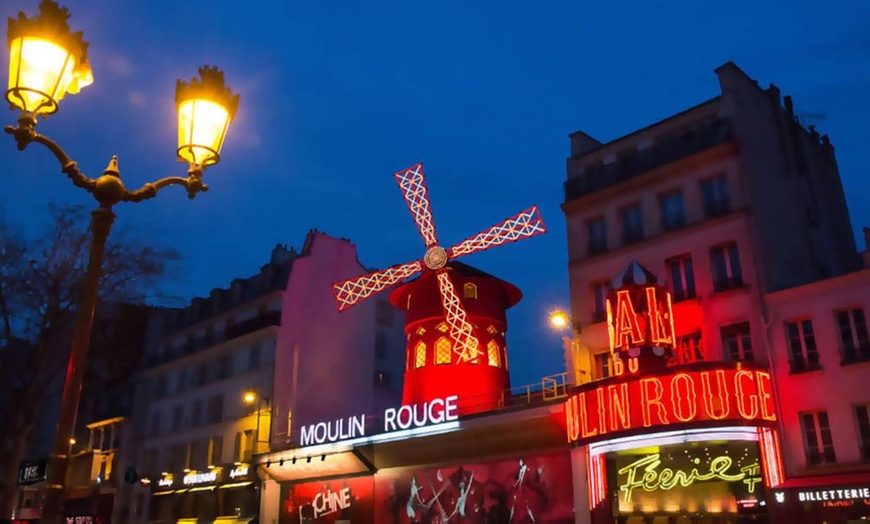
[640,377,668,427]
[612,357,625,376]
[700,370,731,420]
[627,357,639,374]
[646,287,674,345]
[755,371,776,421]
[734,370,759,420]
[578,392,598,438]
[566,395,580,442]
[607,383,631,432]
[612,290,644,350]
[596,387,607,435]
[670,373,697,422]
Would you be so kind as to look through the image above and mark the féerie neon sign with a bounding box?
[618,453,762,502]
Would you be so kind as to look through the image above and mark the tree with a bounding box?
[0,203,179,518]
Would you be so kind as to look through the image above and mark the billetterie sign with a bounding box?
[566,363,776,445]
[300,395,459,446]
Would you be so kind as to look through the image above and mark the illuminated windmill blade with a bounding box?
[435,270,481,362]
[395,163,439,248]
[332,260,424,311]
[447,206,546,259]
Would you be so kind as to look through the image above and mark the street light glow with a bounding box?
[549,309,570,330]
[243,390,256,405]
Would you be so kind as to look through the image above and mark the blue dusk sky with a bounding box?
[1,0,868,387]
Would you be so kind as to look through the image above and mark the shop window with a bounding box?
[786,319,820,373]
[414,342,426,368]
[802,411,836,466]
[710,242,743,291]
[590,280,611,323]
[856,405,870,462]
[595,353,612,379]
[675,332,704,364]
[487,341,500,367]
[666,254,696,302]
[722,322,753,361]
[463,283,477,299]
[435,337,451,365]
[837,308,870,364]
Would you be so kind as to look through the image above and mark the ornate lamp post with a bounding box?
[4,2,240,523]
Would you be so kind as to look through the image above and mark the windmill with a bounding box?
[332,163,545,363]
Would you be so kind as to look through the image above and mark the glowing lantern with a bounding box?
[606,261,675,367]
[175,66,239,168]
[5,1,93,116]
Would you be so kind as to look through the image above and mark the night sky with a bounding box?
[2,0,868,387]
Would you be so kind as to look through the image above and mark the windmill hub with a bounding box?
[424,246,448,269]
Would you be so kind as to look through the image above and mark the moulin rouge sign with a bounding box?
[566,363,777,445]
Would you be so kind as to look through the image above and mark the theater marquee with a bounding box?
[566,362,777,445]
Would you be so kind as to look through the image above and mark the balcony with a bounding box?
[672,288,697,303]
[148,311,281,367]
[565,118,733,202]
[713,276,744,293]
[841,343,870,366]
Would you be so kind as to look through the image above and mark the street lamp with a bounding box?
[5,3,239,523]
[242,389,271,455]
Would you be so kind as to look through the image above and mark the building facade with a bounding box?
[133,243,296,524]
[562,62,869,523]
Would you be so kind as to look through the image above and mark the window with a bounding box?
[463,283,478,299]
[590,280,610,323]
[174,368,187,394]
[587,217,607,255]
[189,438,209,470]
[234,430,254,462]
[786,319,820,372]
[675,332,704,364]
[374,371,392,389]
[375,332,387,360]
[667,255,696,302]
[375,300,393,325]
[149,411,162,437]
[152,376,166,400]
[435,337,451,365]
[191,400,203,428]
[620,204,644,244]
[837,308,870,363]
[206,395,224,424]
[208,436,223,466]
[141,449,159,477]
[249,343,262,370]
[595,353,612,379]
[168,443,188,471]
[801,411,836,466]
[217,354,232,380]
[855,405,870,462]
[660,191,686,231]
[722,322,753,361]
[487,341,500,367]
[710,243,743,291]
[172,405,183,431]
[701,176,730,217]
[414,342,426,368]
[193,362,209,387]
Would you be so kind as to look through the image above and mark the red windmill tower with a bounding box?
[332,163,545,414]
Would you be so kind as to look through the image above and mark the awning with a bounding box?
[188,486,216,492]
[153,491,174,496]
[780,471,870,489]
[213,516,253,524]
[218,482,252,490]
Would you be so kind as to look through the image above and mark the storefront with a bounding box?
[767,473,870,524]
[150,463,258,524]
[566,361,783,524]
